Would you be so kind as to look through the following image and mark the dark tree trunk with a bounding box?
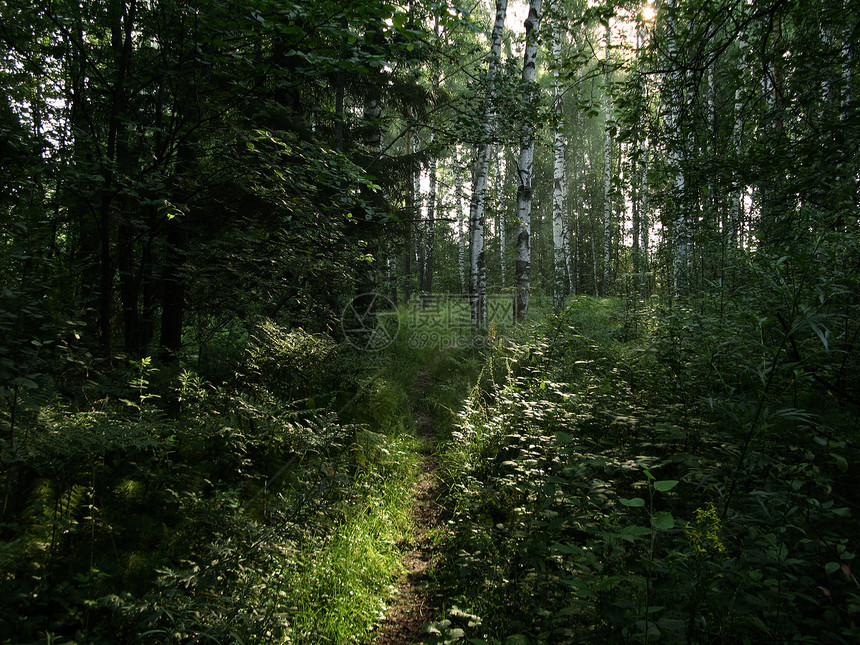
[159,220,187,363]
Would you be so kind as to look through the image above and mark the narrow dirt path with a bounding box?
[373,369,443,645]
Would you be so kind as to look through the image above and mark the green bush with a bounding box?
[0,320,419,643]
[435,293,860,644]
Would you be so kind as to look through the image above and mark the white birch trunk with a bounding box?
[413,160,424,295]
[758,28,779,237]
[730,85,743,248]
[730,26,749,250]
[387,254,396,301]
[552,21,568,311]
[632,145,640,287]
[640,144,650,296]
[423,134,436,297]
[665,0,687,297]
[591,209,599,295]
[823,21,835,106]
[632,22,643,294]
[573,214,581,295]
[514,0,542,323]
[709,63,718,233]
[456,148,467,294]
[602,21,613,296]
[470,150,487,324]
[470,0,507,327]
[495,146,506,289]
[404,128,415,301]
[842,0,852,116]
[563,204,574,295]
[571,65,584,295]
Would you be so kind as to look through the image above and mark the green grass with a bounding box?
[277,300,494,644]
[287,468,417,644]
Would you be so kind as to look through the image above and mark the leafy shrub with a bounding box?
[0,320,418,643]
[436,293,860,644]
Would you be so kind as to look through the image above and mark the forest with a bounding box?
[1,0,859,642]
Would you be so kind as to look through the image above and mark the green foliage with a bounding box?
[3,0,860,642]
[244,319,348,404]
[0,321,419,643]
[435,292,860,643]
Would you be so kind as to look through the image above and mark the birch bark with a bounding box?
[730,27,749,250]
[403,129,414,302]
[495,146,506,289]
[422,133,436,297]
[514,0,542,323]
[469,0,507,327]
[571,65,584,295]
[551,20,568,311]
[640,145,650,296]
[664,0,687,297]
[602,21,613,296]
[413,152,424,294]
[456,148,467,293]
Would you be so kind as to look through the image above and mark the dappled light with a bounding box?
[1,0,858,642]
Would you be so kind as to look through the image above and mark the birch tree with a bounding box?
[729,26,749,251]
[495,146,507,289]
[403,127,416,302]
[551,17,569,311]
[413,148,425,293]
[469,0,507,327]
[639,145,650,295]
[514,0,542,323]
[663,0,688,296]
[601,20,613,296]
[633,6,653,296]
[456,147,467,293]
[570,63,585,296]
[422,133,436,297]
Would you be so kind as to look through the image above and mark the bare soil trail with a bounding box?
[373,369,444,645]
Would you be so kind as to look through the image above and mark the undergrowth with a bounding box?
[0,318,419,644]
[433,282,860,644]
